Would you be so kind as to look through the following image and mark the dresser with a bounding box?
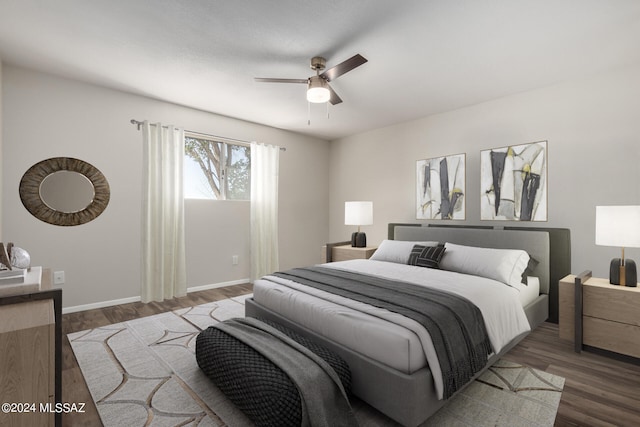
[559,274,640,359]
[0,269,62,427]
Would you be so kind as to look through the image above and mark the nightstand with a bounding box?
[559,273,640,358]
[321,244,377,263]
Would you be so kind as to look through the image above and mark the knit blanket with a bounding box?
[202,317,357,427]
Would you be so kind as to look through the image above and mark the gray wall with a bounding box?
[329,63,640,280]
[1,65,329,309]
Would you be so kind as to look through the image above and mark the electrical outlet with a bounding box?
[232,255,239,265]
[53,271,65,285]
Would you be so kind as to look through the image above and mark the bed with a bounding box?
[246,224,571,426]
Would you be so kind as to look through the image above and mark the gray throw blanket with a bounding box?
[213,317,358,427]
[272,266,492,399]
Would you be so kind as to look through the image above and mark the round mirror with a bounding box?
[19,157,110,226]
[39,170,95,213]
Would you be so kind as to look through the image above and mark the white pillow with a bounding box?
[370,240,440,264]
[439,242,530,287]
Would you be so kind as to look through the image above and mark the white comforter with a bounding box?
[256,259,531,400]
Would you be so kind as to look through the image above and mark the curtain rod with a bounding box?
[130,119,286,151]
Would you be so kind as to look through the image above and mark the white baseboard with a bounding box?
[63,296,141,314]
[186,278,249,293]
[62,278,250,314]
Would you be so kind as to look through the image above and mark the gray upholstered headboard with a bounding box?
[388,223,571,323]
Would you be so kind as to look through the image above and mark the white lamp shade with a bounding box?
[345,201,373,226]
[307,76,330,103]
[595,205,640,248]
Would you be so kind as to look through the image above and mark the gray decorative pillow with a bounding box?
[520,256,540,285]
[407,244,446,269]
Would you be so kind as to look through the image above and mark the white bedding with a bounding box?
[520,276,541,306]
[253,259,532,400]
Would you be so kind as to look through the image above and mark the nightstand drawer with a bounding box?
[584,316,640,358]
[583,278,640,326]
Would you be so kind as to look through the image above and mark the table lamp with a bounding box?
[345,201,373,248]
[595,205,640,287]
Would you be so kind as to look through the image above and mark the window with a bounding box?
[184,133,251,200]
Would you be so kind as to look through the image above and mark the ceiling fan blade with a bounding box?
[254,77,308,84]
[327,83,343,105]
[320,54,368,82]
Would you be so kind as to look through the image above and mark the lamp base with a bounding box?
[351,232,367,248]
[609,258,637,287]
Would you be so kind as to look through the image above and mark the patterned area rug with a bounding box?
[423,359,564,427]
[68,295,564,426]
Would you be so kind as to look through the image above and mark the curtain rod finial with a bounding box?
[130,119,143,130]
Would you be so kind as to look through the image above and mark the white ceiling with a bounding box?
[1,0,640,140]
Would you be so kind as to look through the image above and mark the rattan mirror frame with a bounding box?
[19,157,110,226]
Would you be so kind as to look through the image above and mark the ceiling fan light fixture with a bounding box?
[307,76,330,103]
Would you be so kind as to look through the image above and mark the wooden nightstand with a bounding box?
[321,244,377,263]
[559,274,640,359]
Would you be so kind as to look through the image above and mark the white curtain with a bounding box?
[250,142,280,282]
[141,121,187,302]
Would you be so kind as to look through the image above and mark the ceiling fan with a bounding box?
[255,54,368,105]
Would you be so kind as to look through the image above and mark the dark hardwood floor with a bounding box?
[61,284,253,427]
[504,323,640,427]
[61,284,640,427]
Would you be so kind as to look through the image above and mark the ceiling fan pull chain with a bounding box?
[307,101,311,126]
[326,101,330,119]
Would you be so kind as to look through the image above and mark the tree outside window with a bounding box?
[184,135,250,200]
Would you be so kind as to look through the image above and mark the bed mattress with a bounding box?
[253,259,532,399]
[518,276,541,306]
[254,276,428,373]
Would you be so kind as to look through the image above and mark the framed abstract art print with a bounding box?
[416,153,465,220]
[480,140,547,221]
